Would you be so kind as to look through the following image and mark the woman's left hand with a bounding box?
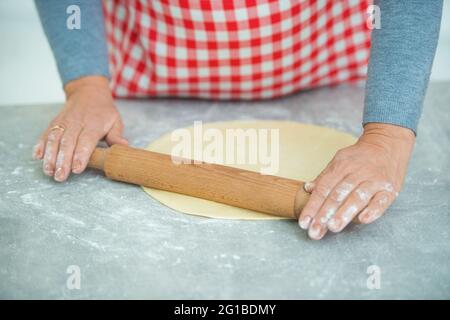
[298,122,415,240]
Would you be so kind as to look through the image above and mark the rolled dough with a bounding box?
[142,120,356,220]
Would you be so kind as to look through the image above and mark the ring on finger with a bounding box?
[50,124,66,132]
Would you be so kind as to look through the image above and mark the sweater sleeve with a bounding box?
[34,0,110,86]
[363,0,443,134]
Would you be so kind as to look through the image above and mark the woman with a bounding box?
[33,0,443,240]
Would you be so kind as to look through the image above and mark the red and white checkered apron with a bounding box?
[103,0,371,99]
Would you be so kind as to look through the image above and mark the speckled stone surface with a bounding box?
[1,83,449,299]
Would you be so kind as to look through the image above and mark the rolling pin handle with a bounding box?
[88,147,109,171]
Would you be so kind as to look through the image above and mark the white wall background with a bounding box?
[1,0,449,106]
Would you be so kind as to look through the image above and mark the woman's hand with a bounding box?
[32,76,128,182]
[298,123,415,240]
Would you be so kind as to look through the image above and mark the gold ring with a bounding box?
[50,125,66,132]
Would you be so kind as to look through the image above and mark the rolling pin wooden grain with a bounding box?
[88,145,310,219]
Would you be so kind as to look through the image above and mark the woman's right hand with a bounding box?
[32,76,128,182]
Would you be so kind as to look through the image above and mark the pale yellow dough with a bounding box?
[143,120,356,220]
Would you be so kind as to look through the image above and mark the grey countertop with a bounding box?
[1,83,449,299]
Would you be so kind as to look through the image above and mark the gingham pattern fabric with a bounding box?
[103,0,372,99]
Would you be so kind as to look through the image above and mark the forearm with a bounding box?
[363,0,443,134]
[34,0,110,86]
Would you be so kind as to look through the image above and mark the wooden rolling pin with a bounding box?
[87,145,310,219]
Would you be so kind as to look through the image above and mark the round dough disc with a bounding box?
[143,120,356,220]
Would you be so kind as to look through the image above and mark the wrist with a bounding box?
[360,122,415,154]
[362,122,415,143]
[64,75,110,99]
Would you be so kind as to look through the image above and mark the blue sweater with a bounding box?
[34,0,443,134]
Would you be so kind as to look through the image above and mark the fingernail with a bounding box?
[43,164,54,176]
[328,218,341,232]
[303,182,314,193]
[361,209,382,224]
[360,215,370,224]
[299,216,312,229]
[308,223,322,240]
[54,167,65,182]
[358,208,370,223]
[72,159,82,174]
